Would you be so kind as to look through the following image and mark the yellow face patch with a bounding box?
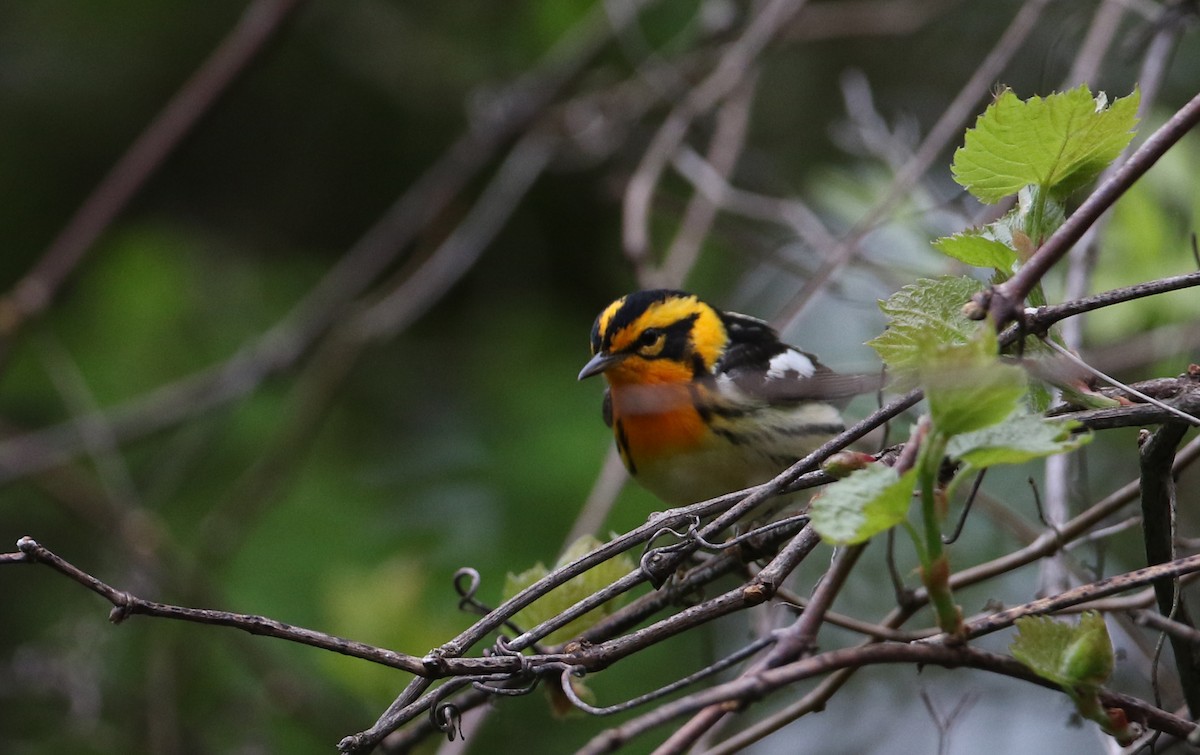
[606,295,726,370]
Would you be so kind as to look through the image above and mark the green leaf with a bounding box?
[867,277,986,383]
[922,327,1027,437]
[1011,615,1076,687]
[810,464,917,545]
[952,86,1139,203]
[1057,381,1123,410]
[1061,612,1116,689]
[947,414,1091,469]
[1012,611,1114,691]
[503,535,633,645]
[933,231,1019,271]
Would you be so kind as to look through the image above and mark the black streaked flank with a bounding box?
[689,384,711,422]
[614,419,635,474]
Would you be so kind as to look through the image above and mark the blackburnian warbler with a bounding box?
[579,289,874,505]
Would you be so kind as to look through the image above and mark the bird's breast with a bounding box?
[607,381,710,470]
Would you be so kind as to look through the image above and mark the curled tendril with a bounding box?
[428,683,466,741]
[470,641,551,697]
[490,635,525,661]
[433,702,462,740]
[475,661,580,698]
[453,567,490,615]
[724,513,809,549]
[452,569,530,640]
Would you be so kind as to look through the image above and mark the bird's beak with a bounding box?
[578,351,624,380]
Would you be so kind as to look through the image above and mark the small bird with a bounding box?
[579,289,873,505]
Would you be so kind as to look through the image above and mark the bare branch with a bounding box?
[773,0,1053,327]
[1139,422,1200,716]
[622,0,810,271]
[8,537,428,674]
[579,642,1197,753]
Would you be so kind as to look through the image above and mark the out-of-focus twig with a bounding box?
[773,0,1053,329]
[622,0,811,272]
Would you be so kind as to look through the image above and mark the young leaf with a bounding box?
[933,231,1019,272]
[921,327,1027,437]
[810,464,917,545]
[952,86,1139,203]
[1011,614,1076,688]
[1011,611,1114,691]
[946,414,1091,470]
[1060,612,1116,689]
[867,276,985,382]
[1013,612,1126,742]
[504,535,633,645]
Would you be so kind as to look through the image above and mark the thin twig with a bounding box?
[622,0,810,269]
[8,537,428,674]
[949,553,1200,642]
[1134,610,1200,647]
[1023,270,1200,335]
[773,0,1053,327]
[655,69,758,287]
[1041,339,1200,426]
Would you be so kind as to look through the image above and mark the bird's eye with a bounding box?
[636,328,666,355]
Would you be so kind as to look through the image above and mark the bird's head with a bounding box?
[578,289,728,385]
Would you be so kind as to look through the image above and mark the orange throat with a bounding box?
[606,376,709,471]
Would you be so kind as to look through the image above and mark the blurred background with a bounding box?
[1,1,1199,753]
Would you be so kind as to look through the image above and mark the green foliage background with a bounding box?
[2,1,1199,753]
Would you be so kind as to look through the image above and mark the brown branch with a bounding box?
[655,70,757,287]
[938,436,1200,597]
[1060,373,1200,431]
[0,0,305,342]
[1139,422,1200,716]
[8,536,428,674]
[656,543,865,754]
[1024,270,1200,334]
[578,642,1196,754]
[1133,609,1200,647]
[949,553,1200,641]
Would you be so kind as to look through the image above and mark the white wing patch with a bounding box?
[766,349,815,379]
